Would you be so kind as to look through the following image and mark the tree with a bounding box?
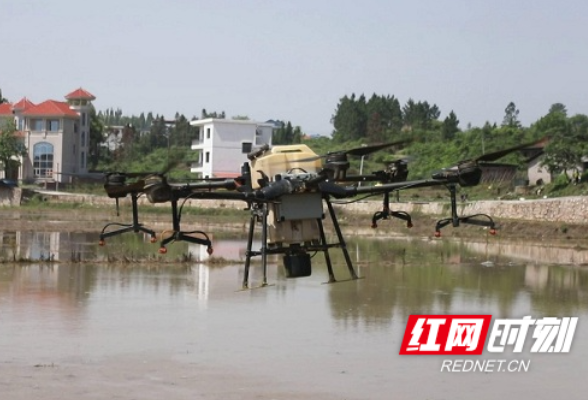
[172,114,197,147]
[531,105,568,136]
[502,102,521,128]
[0,120,27,179]
[548,103,567,117]
[331,93,367,142]
[541,114,588,174]
[273,121,302,145]
[0,88,7,104]
[201,109,226,119]
[292,126,302,144]
[88,107,104,170]
[441,111,460,140]
[365,94,403,142]
[402,99,441,131]
[366,110,384,142]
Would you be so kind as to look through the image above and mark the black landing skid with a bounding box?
[433,185,497,237]
[99,193,157,245]
[157,196,213,255]
[371,192,413,229]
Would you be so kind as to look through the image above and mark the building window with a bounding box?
[81,113,86,127]
[242,142,252,153]
[74,123,78,133]
[31,119,44,131]
[81,151,86,169]
[205,151,210,163]
[47,119,60,132]
[81,131,86,147]
[33,142,54,178]
[206,128,211,139]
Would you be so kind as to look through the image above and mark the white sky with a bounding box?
[2,0,587,135]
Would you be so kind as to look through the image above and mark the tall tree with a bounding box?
[88,107,104,170]
[365,94,402,142]
[502,102,521,128]
[548,103,567,116]
[0,88,7,104]
[331,93,367,142]
[402,99,440,131]
[0,120,27,179]
[172,114,196,147]
[441,111,460,140]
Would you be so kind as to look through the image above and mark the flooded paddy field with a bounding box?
[1,221,588,399]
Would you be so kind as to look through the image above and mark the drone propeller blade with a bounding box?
[123,172,159,178]
[475,140,541,162]
[345,140,409,157]
[436,139,545,172]
[287,139,410,163]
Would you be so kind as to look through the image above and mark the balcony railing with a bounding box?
[28,129,62,135]
[191,139,205,147]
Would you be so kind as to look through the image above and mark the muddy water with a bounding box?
[0,233,587,399]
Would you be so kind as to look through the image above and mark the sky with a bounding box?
[2,0,588,136]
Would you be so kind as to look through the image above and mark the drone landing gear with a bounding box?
[371,192,413,229]
[322,199,359,283]
[99,193,157,245]
[434,185,497,237]
[241,198,360,290]
[158,197,213,255]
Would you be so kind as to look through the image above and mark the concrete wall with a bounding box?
[182,196,588,225]
[3,188,588,225]
[336,196,588,225]
[0,187,22,206]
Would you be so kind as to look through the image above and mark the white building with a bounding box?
[190,118,273,178]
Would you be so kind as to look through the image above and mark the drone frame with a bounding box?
[240,193,359,289]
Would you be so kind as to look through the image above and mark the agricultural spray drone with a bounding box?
[99,140,537,289]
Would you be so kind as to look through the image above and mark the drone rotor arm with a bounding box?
[345,140,409,157]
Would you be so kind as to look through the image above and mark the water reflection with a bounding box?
[328,238,588,326]
[463,238,588,265]
[2,233,586,320]
[1,233,587,399]
[0,230,193,262]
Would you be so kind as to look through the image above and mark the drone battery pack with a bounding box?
[283,253,312,278]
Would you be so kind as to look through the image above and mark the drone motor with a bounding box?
[323,153,350,180]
